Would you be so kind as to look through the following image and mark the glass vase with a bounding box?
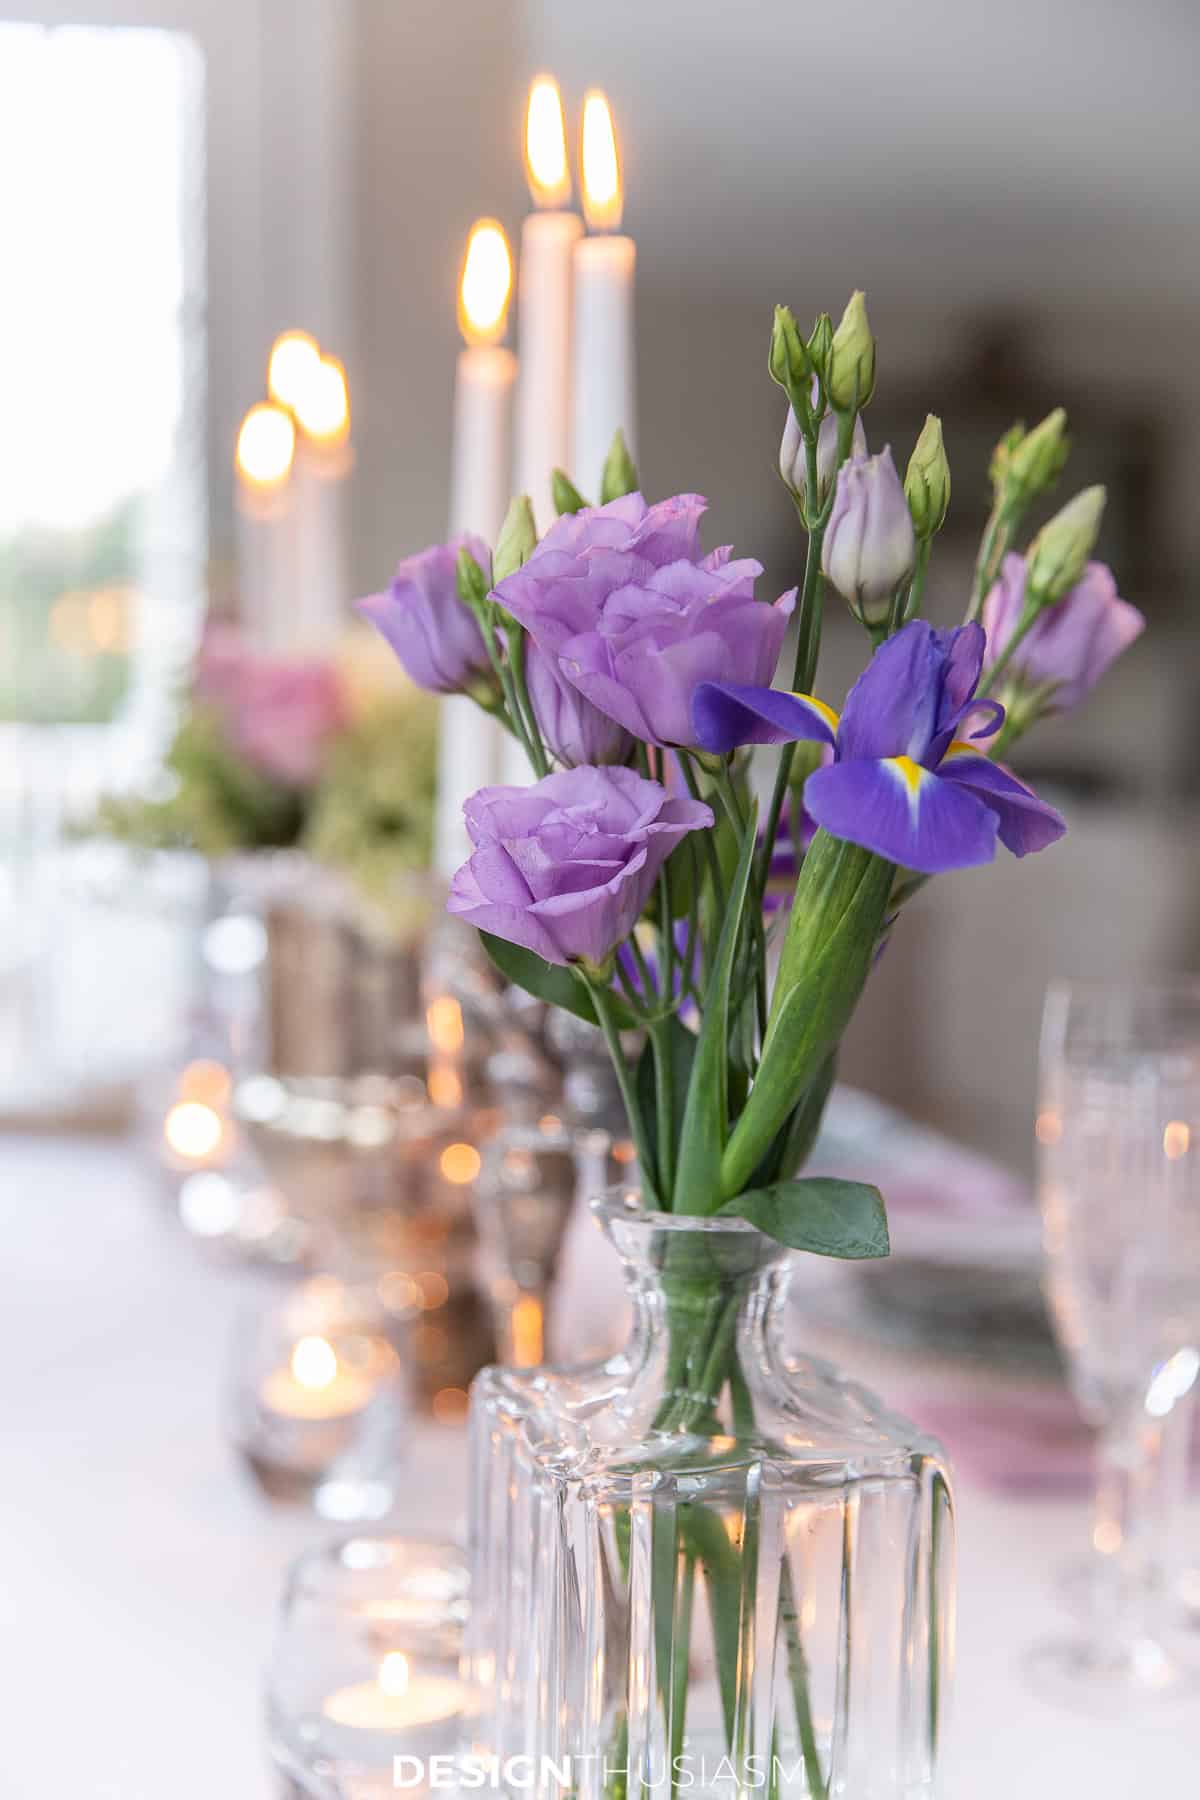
[464,1189,954,1800]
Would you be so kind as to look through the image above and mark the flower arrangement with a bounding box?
[92,628,438,913]
[362,290,1142,1253]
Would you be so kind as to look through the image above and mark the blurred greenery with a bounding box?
[0,499,140,724]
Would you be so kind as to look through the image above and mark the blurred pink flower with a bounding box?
[195,628,347,787]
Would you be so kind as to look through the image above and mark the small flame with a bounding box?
[235,403,295,489]
[293,355,350,448]
[267,330,321,410]
[379,1652,410,1698]
[164,1100,225,1161]
[291,1335,338,1392]
[524,75,570,208]
[426,995,465,1055]
[440,1142,481,1186]
[581,91,622,231]
[458,219,513,347]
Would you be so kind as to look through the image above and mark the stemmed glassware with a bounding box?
[1033,979,1200,1700]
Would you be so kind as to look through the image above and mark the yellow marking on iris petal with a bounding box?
[792,693,841,732]
[942,739,979,760]
[889,754,926,793]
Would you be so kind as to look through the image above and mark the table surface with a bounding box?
[3,1131,1197,1799]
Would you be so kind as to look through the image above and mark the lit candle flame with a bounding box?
[267,330,321,410]
[235,402,295,490]
[458,219,513,347]
[426,995,465,1055]
[291,1335,338,1392]
[379,1652,410,1698]
[581,90,622,232]
[524,75,570,209]
[292,354,350,449]
[164,1100,225,1161]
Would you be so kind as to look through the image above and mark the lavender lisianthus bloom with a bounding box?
[523,641,634,768]
[493,491,794,749]
[693,621,1066,874]
[357,534,493,695]
[822,448,917,625]
[982,553,1144,712]
[447,766,713,968]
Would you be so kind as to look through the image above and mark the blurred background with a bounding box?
[3,0,1197,1171]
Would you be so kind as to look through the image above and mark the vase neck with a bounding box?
[598,1200,790,1427]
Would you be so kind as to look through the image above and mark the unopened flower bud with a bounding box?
[989,423,1026,497]
[492,495,538,583]
[1008,408,1069,500]
[904,414,951,538]
[822,447,916,624]
[551,469,589,517]
[826,290,876,411]
[1026,485,1106,605]
[455,545,490,610]
[807,313,833,382]
[778,399,866,504]
[769,305,811,399]
[599,428,638,504]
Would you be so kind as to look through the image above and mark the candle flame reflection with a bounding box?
[164,1100,225,1161]
[524,75,570,208]
[581,91,622,232]
[458,219,513,347]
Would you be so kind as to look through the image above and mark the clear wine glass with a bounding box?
[1032,979,1200,1702]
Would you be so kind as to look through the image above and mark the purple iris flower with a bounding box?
[447,765,713,968]
[493,492,794,749]
[692,621,1066,875]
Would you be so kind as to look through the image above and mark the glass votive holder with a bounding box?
[228,1276,408,1520]
[266,1533,468,1800]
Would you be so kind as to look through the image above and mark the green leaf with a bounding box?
[720,1177,890,1260]
[600,427,638,503]
[720,832,893,1199]
[674,799,758,1209]
[550,469,590,516]
[478,931,636,1030]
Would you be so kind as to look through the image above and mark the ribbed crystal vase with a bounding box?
[463,1190,954,1800]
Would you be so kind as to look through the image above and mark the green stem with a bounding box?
[506,629,549,777]
[758,522,828,916]
[586,976,661,1207]
[678,752,726,915]
[780,1558,829,1800]
[977,602,1039,699]
[901,537,932,626]
[650,1020,676,1206]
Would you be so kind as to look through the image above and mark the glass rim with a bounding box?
[590,1186,766,1237]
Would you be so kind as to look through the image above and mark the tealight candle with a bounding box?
[259,1334,374,1422]
[323,1652,461,1733]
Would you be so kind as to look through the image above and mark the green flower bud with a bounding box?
[551,469,590,516]
[904,414,951,538]
[455,546,490,610]
[989,423,1026,498]
[599,428,638,504]
[769,304,810,396]
[1025,485,1106,605]
[826,290,876,411]
[492,495,538,583]
[1008,407,1069,500]
[806,313,833,381]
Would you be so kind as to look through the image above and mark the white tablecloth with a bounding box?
[2,1134,1196,1798]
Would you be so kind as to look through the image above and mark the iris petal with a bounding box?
[692,682,839,754]
[804,757,1000,872]
[938,749,1067,857]
[836,623,943,761]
